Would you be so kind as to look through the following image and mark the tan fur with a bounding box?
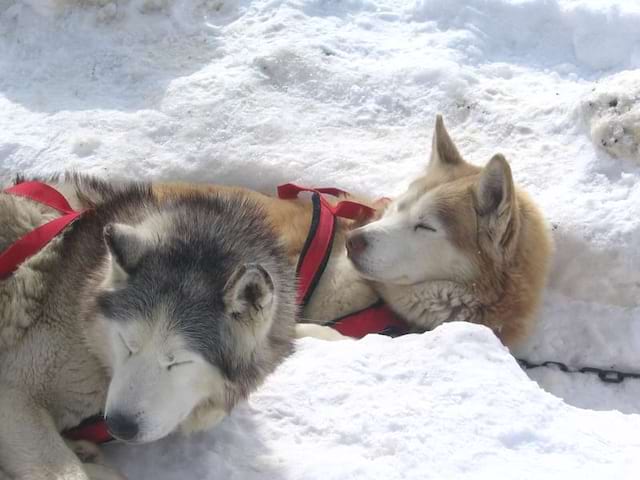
[377,158,552,346]
[449,181,552,345]
[154,116,553,347]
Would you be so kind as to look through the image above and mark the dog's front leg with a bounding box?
[0,387,124,480]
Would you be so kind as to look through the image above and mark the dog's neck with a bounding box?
[374,279,484,333]
[302,245,486,333]
[301,240,515,344]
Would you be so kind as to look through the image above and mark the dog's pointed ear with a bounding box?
[429,115,464,170]
[104,223,147,275]
[476,154,515,215]
[224,264,275,322]
[475,154,520,255]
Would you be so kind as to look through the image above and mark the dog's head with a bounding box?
[94,197,295,444]
[346,115,521,287]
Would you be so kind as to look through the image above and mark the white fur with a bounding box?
[101,311,227,443]
[348,191,475,285]
[303,243,379,324]
[295,323,351,341]
[377,280,481,331]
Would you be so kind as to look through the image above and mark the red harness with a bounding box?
[0,181,112,443]
[1,181,407,445]
[277,183,409,338]
[0,182,86,279]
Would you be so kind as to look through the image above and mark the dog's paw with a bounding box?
[84,463,127,480]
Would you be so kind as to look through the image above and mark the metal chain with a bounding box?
[516,358,640,384]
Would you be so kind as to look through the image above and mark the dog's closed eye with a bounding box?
[167,360,195,371]
[414,223,437,233]
[119,334,133,357]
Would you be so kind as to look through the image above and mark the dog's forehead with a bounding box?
[394,187,441,218]
[103,269,224,323]
[158,327,195,354]
[397,168,456,212]
[136,246,229,297]
[394,178,477,232]
[119,304,172,335]
[403,159,482,200]
[121,304,213,353]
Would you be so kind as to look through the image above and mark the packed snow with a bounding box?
[105,324,640,479]
[1,0,640,477]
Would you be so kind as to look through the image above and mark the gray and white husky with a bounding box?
[0,175,297,480]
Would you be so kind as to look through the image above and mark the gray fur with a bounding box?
[0,173,297,479]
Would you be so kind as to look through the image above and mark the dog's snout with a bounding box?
[346,233,368,257]
[106,412,139,441]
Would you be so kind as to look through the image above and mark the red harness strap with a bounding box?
[0,181,110,443]
[277,183,409,338]
[63,416,114,444]
[326,301,408,338]
[278,183,376,305]
[0,182,85,280]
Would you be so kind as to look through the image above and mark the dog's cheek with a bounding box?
[177,368,228,435]
[179,401,227,434]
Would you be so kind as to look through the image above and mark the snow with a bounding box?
[581,70,640,162]
[105,324,640,479]
[1,0,640,477]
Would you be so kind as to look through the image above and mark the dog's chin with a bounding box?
[348,255,410,285]
[123,426,175,445]
[110,435,147,445]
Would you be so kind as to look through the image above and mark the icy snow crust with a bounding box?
[1,0,640,477]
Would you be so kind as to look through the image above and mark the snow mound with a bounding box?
[105,324,640,480]
[579,71,640,162]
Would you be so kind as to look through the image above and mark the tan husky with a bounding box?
[155,116,553,347]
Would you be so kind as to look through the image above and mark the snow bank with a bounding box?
[105,324,640,479]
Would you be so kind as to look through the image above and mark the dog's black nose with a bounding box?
[346,232,368,257]
[106,413,139,441]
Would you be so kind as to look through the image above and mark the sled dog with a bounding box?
[155,115,553,347]
[0,175,297,479]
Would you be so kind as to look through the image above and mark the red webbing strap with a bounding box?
[277,183,348,200]
[0,182,85,280]
[295,195,334,305]
[5,181,75,213]
[64,417,113,444]
[0,213,85,279]
[278,183,379,305]
[1,181,109,443]
[277,182,410,338]
[330,303,409,338]
[277,183,376,221]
